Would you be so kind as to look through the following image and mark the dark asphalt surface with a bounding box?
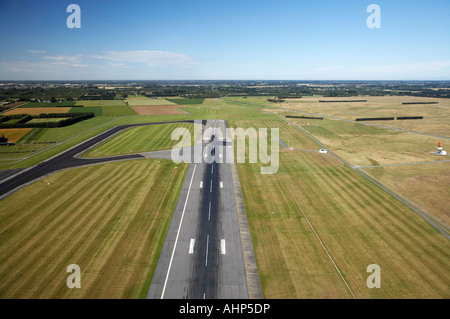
[0,120,195,199]
[147,119,250,299]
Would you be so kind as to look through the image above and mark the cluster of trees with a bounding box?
[356,117,395,121]
[1,80,449,103]
[319,100,367,103]
[0,114,32,123]
[0,112,94,128]
[356,116,423,121]
[285,115,323,120]
[78,92,115,100]
[402,102,438,105]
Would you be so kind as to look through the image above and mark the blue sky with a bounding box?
[0,0,449,80]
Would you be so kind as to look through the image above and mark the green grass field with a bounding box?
[0,159,187,298]
[166,98,205,105]
[75,100,137,116]
[69,106,103,116]
[231,117,450,298]
[82,122,194,158]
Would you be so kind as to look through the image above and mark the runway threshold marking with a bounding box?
[160,164,197,299]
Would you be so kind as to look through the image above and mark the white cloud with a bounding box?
[26,49,47,54]
[42,55,83,64]
[90,50,194,67]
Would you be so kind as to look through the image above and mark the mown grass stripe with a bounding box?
[297,152,450,298]
[4,162,140,297]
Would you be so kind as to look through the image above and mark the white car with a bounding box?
[319,149,328,154]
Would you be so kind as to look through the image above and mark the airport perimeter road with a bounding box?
[147,119,250,299]
[0,120,194,200]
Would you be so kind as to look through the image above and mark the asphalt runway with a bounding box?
[0,120,194,200]
[147,119,251,299]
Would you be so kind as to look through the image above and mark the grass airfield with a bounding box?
[0,96,449,298]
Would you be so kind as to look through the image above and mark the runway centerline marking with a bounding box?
[205,235,210,267]
[160,164,197,299]
[221,239,226,255]
[208,201,211,221]
[210,180,213,193]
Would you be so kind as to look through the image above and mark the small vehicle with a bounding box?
[319,149,328,154]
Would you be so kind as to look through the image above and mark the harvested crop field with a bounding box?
[0,128,33,143]
[3,107,72,116]
[130,105,187,115]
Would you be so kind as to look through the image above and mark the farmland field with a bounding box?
[0,159,187,298]
[166,98,205,105]
[69,106,103,116]
[3,107,72,116]
[19,102,77,108]
[75,100,137,116]
[130,105,187,115]
[125,97,176,106]
[0,128,33,143]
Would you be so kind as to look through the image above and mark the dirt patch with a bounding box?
[3,107,72,116]
[130,105,187,115]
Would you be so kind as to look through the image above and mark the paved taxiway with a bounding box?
[0,120,194,199]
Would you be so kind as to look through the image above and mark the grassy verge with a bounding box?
[0,159,187,298]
